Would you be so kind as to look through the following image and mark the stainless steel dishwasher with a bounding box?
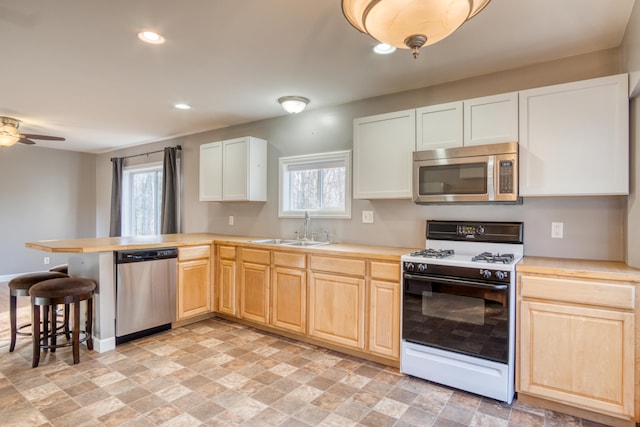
[115,247,177,345]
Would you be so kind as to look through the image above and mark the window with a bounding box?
[279,150,351,218]
[122,162,163,236]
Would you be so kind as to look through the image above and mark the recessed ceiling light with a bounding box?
[373,43,397,55]
[174,103,191,110]
[138,31,165,45]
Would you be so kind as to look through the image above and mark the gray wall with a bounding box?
[0,145,96,276]
[623,0,640,268]
[95,48,627,262]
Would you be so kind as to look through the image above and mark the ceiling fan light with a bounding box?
[0,134,19,147]
[341,0,490,58]
[278,96,309,114]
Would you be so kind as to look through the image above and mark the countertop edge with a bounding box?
[517,256,640,282]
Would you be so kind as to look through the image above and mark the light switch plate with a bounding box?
[229,216,234,226]
[362,211,374,224]
[551,222,563,238]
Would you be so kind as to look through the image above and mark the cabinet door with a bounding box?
[309,272,365,349]
[177,259,211,320]
[353,109,415,199]
[464,92,518,146]
[519,300,634,418]
[271,266,306,334]
[222,138,249,201]
[416,101,463,151]
[369,279,400,359]
[218,259,237,316]
[518,74,629,196]
[240,262,270,324]
[199,142,223,201]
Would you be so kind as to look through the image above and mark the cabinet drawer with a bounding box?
[273,251,306,269]
[310,255,365,277]
[519,275,635,310]
[370,261,400,281]
[241,248,270,264]
[178,245,211,261]
[218,245,236,259]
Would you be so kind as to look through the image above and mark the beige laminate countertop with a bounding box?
[517,256,640,282]
[25,233,420,261]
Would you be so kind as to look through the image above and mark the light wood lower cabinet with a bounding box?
[177,245,212,320]
[239,248,270,324]
[217,246,237,316]
[369,261,401,359]
[271,251,306,334]
[517,273,636,422]
[309,255,366,350]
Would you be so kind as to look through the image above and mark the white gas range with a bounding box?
[400,220,524,404]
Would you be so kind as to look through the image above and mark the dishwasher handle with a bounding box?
[115,247,178,264]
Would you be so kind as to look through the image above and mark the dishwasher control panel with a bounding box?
[115,247,178,263]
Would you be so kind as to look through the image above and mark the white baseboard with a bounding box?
[92,336,116,353]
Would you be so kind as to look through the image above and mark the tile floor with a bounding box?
[0,282,609,427]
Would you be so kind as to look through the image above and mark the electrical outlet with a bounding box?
[229,215,234,226]
[44,256,50,265]
[362,210,374,224]
[551,222,563,239]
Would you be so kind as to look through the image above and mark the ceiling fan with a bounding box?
[0,116,65,147]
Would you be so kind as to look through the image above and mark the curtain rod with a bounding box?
[111,145,181,162]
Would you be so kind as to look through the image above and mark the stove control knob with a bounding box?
[480,269,492,279]
[496,271,508,280]
[417,263,427,273]
[405,262,415,272]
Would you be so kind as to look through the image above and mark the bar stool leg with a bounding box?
[72,299,80,364]
[86,297,94,350]
[42,305,50,353]
[64,303,71,339]
[32,302,41,368]
[50,303,57,353]
[9,294,17,352]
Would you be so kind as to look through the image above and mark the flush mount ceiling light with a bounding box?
[278,96,309,114]
[137,30,165,44]
[342,0,491,59]
[174,103,191,110]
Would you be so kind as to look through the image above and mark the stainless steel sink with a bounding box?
[249,239,330,247]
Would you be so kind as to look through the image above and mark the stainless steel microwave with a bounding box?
[413,142,520,204]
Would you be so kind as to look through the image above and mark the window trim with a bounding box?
[278,150,352,219]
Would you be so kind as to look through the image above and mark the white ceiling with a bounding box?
[0,0,635,153]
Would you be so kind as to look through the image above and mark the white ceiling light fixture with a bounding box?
[137,30,165,45]
[174,103,191,110]
[342,0,491,59]
[278,96,309,114]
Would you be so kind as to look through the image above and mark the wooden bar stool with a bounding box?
[8,271,69,352]
[29,277,96,368]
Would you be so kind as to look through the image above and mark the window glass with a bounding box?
[279,150,351,218]
[122,163,163,236]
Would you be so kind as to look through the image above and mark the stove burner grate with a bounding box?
[409,249,455,259]
[472,252,515,264]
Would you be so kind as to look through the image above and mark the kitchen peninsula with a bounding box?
[25,233,416,357]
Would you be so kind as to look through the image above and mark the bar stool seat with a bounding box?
[8,271,69,352]
[29,277,95,368]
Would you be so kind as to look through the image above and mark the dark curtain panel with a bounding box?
[161,146,181,234]
[109,157,124,237]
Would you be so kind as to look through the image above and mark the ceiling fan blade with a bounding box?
[18,137,36,145]
[21,133,66,141]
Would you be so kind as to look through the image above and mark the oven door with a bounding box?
[402,272,510,363]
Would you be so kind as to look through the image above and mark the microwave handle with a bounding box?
[487,155,495,200]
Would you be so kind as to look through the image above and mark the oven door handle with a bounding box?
[403,274,508,290]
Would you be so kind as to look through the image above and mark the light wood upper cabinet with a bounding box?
[518,74,629,196]
[463,92,518,146]
[353,109,416,200]
[199,136,267,202]
[517,273,636,421]
[217,245,237,316]
[177,245,212,320]
[239,248,270,324]
[416,101,463,150]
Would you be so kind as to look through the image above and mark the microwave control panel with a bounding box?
[498,160,514,194]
